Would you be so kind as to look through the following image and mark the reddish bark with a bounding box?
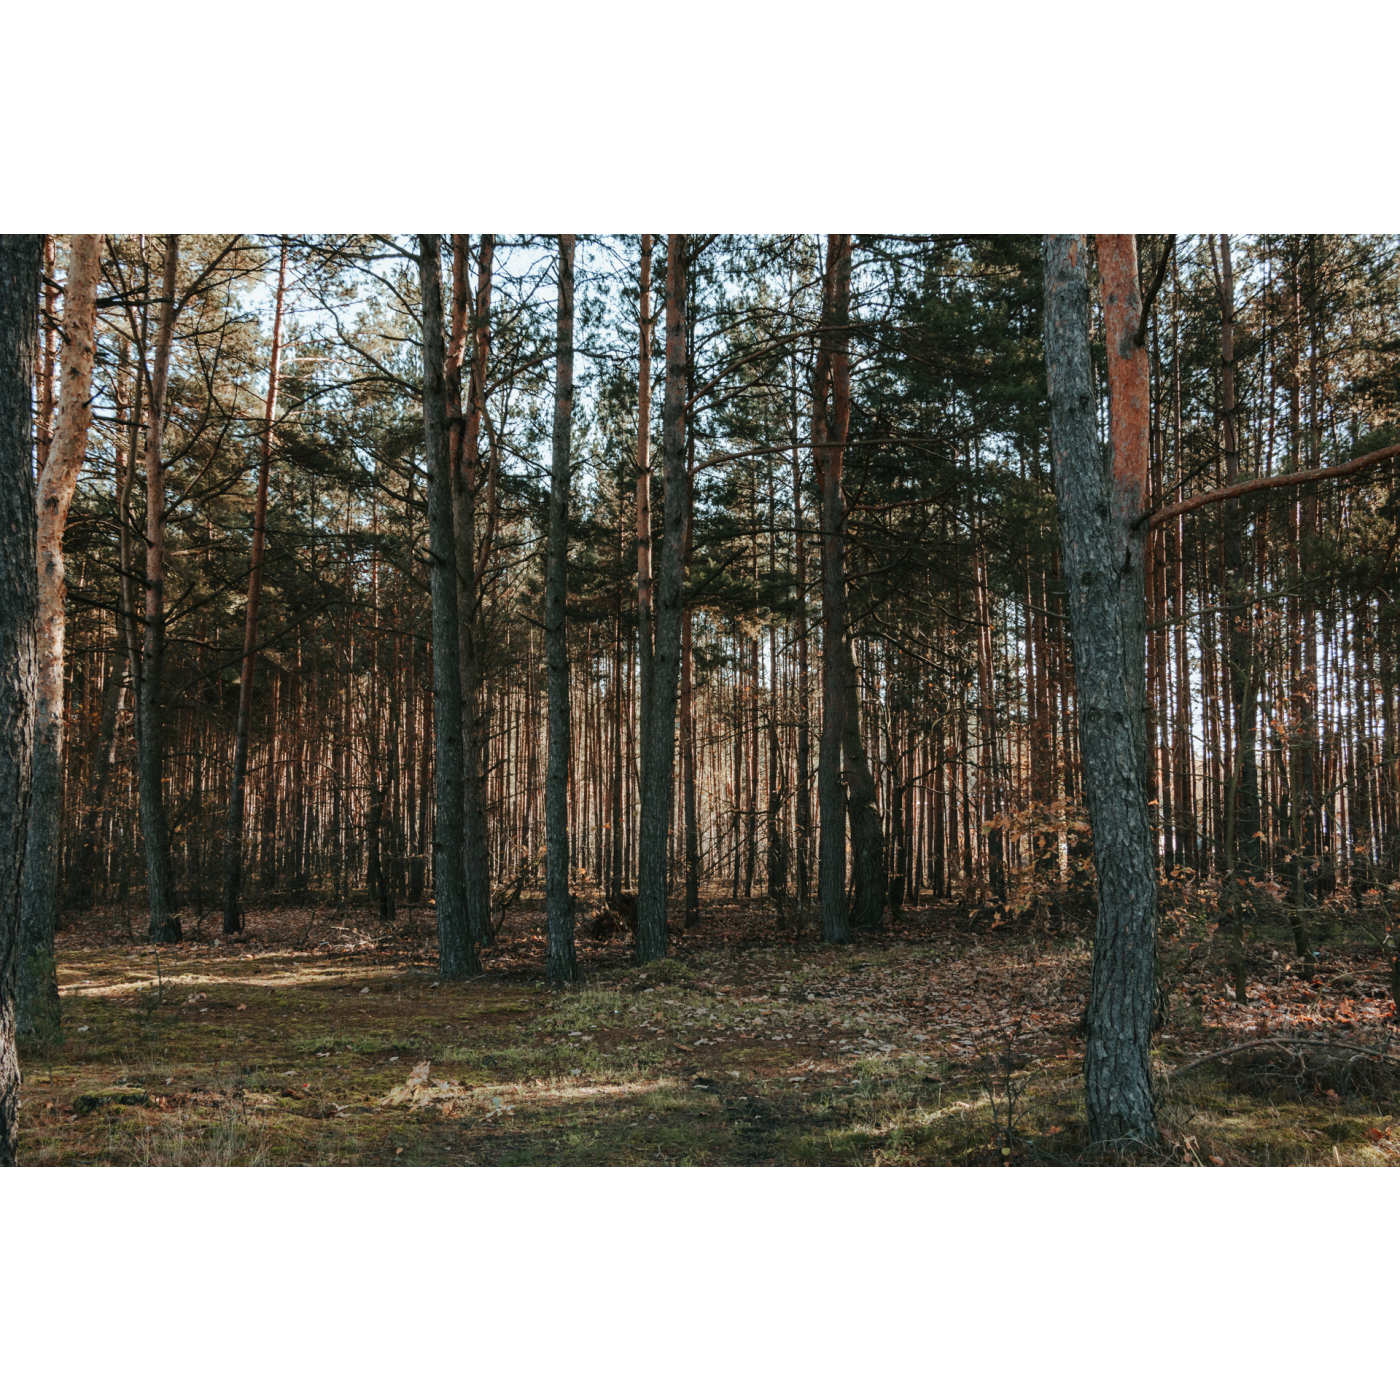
[1097,235,1151,532]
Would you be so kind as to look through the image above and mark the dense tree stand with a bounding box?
[7,233,1400,1168]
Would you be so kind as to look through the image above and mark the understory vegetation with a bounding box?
[21,889,1397,1168]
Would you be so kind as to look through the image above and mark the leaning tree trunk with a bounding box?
[418,234,480,980]
[0,233,42,1166]
[636,235,690,964]
[136,235,184,945]
[815,234,854,945]
[18,234,100,1036]
[544,234,577,986]
[1043,234,1158,1147]
[223,236,287,938]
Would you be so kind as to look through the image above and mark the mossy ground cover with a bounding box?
[17,892,1400,1166]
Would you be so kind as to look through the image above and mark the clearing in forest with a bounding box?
[19,893,1400,1167]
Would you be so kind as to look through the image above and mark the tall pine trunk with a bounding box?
[418,235,479,980]
[18,234,100,1034]
[815,234,854,944]
[791,321,812,914]
[1211,235,1259,999]
[449,233,496,947]
[681,498,700,925]
[223,237,287,937]
[636,235,655,827]
[843,638,885,927]
[545,235,577,986]
[1043,234,1158,1147]
[136,236,183,945]
[0,234,42,1165]
[636,236,690,963]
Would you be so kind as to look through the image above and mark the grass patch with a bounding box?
[19,898,1400,1167]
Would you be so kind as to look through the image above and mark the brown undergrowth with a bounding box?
[16,889,1399,1167]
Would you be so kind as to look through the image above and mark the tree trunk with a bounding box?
[1211,234,1259,995]
[681,494,700,925]
[449,233,496,947]
[843,639,885,927]
[610,604,624,900]
[18,235,99,1035]
[418,234,480,980]
[136,236,183,945]
[0,233,42,1165]
[765,560,788,919]
[636,236,690,964]
[815,234,854,944]
[791,360,812,916]
[1043,234,1158,1147]
[545,235,577,986]
[222,236,287,937]
[73,645,129,909]
[636,234,655,791]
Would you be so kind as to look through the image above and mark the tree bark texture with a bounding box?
[1044,234,1158,1146]
[0,233,42,1165]
[815,234,854,944]
[222,236,287,937]
[636,236,690,964]
[449,232,495,948]
[419,235,479,980]
[681,495,700,924]
[545,235,577,986]
[18,234,100,1035]
[136,235,184,944]
[636,234,655,793]
[843,639,885,928]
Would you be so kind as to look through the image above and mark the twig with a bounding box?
[1171,1035,1400,1075]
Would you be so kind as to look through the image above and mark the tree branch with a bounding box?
[1171,1035,1400,1075]
[1134,234,1175,347]
[1139,442,1400,531]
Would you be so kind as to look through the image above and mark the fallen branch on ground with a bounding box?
[1170,1034,1400,1076]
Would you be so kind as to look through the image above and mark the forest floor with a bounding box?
[17,889,1400,1167]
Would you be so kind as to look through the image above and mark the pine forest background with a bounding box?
[41,235,1400,943]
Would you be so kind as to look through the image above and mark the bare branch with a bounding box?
[1140,442,1400,531]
